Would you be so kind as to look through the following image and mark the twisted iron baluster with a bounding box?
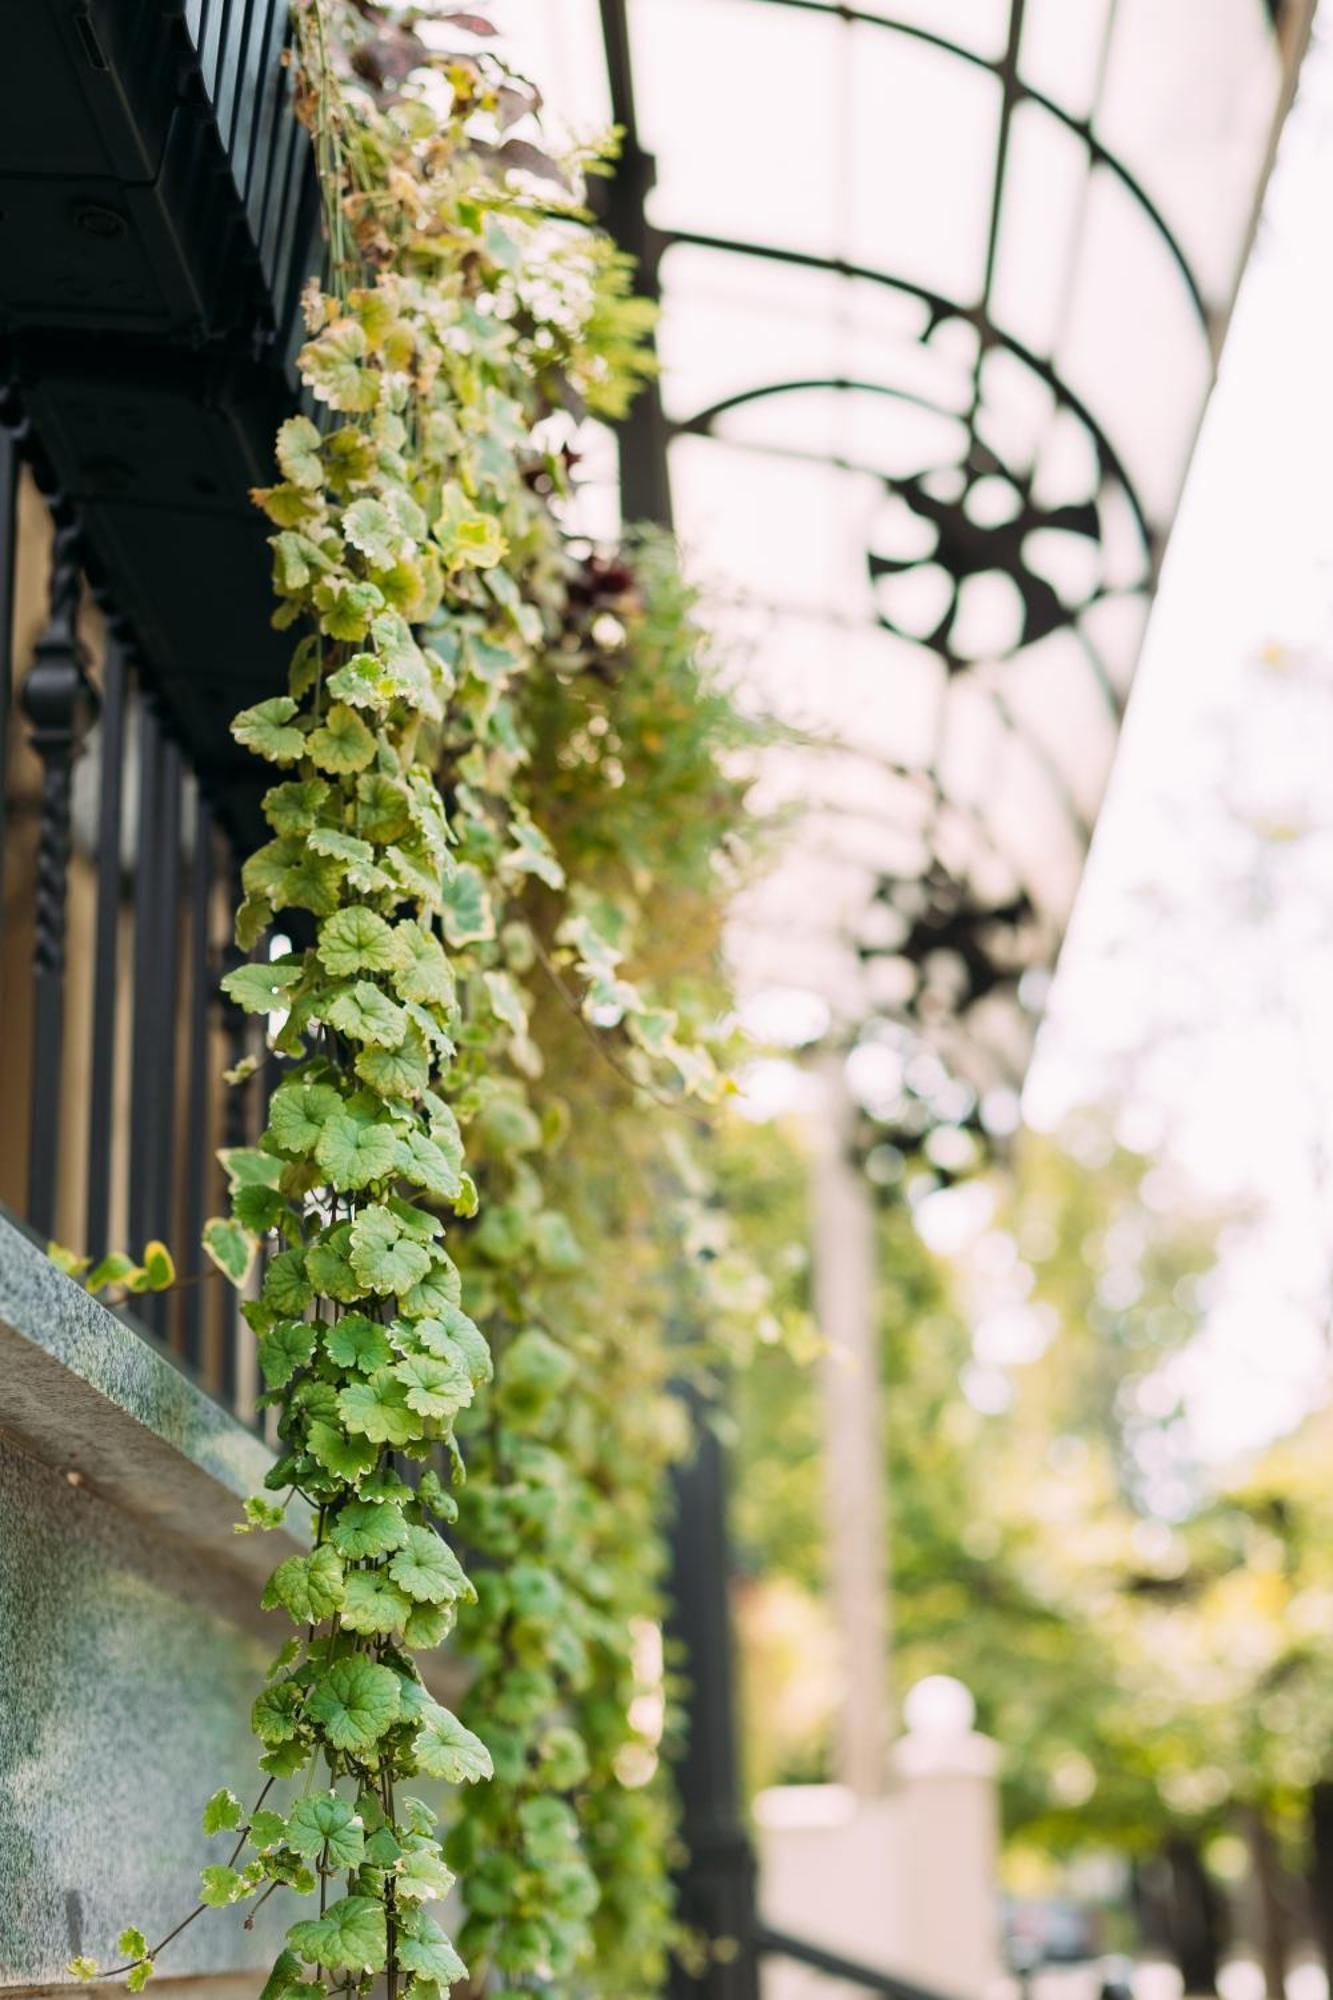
[21,519,98,1239]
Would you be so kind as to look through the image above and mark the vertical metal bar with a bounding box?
[128,698,163,1270]
[0,421,20,973]
[183,788,215,1374]
[666,1379,761,2000]
[217,849,248,1411]
[84,632,129,1263]
[21,521,97,1242]
[148,741,184,1343]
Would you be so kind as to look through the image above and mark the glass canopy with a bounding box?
[494,0,1307,1095]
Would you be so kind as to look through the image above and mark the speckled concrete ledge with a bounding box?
[0,1211,307,1594]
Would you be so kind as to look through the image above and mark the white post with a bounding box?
[809,1052,892,1796]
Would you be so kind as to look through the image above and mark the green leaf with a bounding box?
[232,697,305,766]
[393,1351,471,1422]
[308,702,377,773]
[315,1109,399,1191]
[306,1656,401,1752]
[242,1809,286,1855]
[258,1319,317,1390]
[323,1313,394,1374]
[276,415,324,491]
[330,1497,408,1559]
[306,1420,378,1483]
[318,906,398,978]
[391,922,455,1006]
[287,1894,387,1974]
[127,1962,155,1993]
[306,1226,366,1303]
[239,1493,287,1532]
[259,1951,305,2000]
[264,778,331,838]
[349,1205,431,1295]
[356,772,413,844]
[244,840,343,918]
[338,1371,418,1447]
[221,960,305,1014]
[339,1569,414,1635]
[394,1130,462,1200]
[118,1928,149,1962]
[85,1251,136,1292]
[325,980,407,1048]
[202,1789,243,1836]
[343,497,401,569]
[263,1248,313,1317]
[268,1080,342,1155]
[200,1864,247,1906]
[416,1468,460,1523]
[390,1524,473,1605]
[396,1921,467,1986]
[67,1958,100,1981]
[285,1792,366,1869]
[440,863,495,946]
[302,317,378,414]
[395,1849,455,1902]
[203,1217,256,1287]
[413,1703,492,1783]
[314,576,385,643]
[433,484,506,571]
[356,1026,431,1101]
[261,1543,345,1622]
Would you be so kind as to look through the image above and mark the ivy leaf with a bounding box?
[232,697,306,766]
[326,980,407,1048]
[306,1420,378,1482]
[252,1676,303,1745]
[396,1921,467,1986]
[203,1217,256,1287]
[127,1965,155,1995]
[338,1371,418,1447]
[339,1569,414,1635]
[258,1319,317,1390]
[308,702,377,773]
[315,1110,399,1191]
[400,1262,461,1320]
[268,1080,342,1155]
[285,1792,366,1869]
[301,317,378,414]
[200,1865,247,1907]
[433,484,506,570]
[306,1225,366,1303]
[343,497,402,569]
[330,1497,408,1559]
[287,1894,388,1974]
[323,1313,394,1373]
[67,1959,100,1982]
[276,415,324,490]
[417,1468,460,1523]
[391,921,454,1006]
[318,906,398,978]
[306,1656,401,1752]
[262,1544,345,1622]
[263,1248,313,1317]
[356,1026,430,1101]
[390,1524,473,1604]
[422,1303,492,1388]
[440,863,495,946]
[244,840,344,918]
[395,1130,462,1200]
[118,1929,149,1963]
[202,1788,243,1836]
[349,1205,431,1294]
[247,1808,288,1851]
[221,961,305,1014]
[413,1703,492,1783]
[357,772,413,844]
[395,1850,456,1902]
[393,1351,471,1422]
[264,778,331,839]
[314,577,385,643]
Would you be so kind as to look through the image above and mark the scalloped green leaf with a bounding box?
[285,1791,366,1869]
[349,1204,431,1295]
[318,905,398,978]
[305,1655,402,1752]
[287,1893,387,1974]
[339,1569,414,1636]
[325,980,407,1048]
[390,1524,473,1605]
[330,1497,408,1560]
[323,1313,394,1374]
[413,1703,492,1783]
[315,1109,399,1191]
[232,697,305,766]
[307,702,377,773]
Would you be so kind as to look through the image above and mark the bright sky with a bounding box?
[1023,13,1333,1462]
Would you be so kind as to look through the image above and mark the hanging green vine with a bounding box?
[64,7,772,1996]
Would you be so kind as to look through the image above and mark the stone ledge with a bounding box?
[0,1210,308,1597]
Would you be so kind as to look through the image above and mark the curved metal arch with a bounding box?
[728,0,1212,329]
[660,233,1162,549]
[673,371,1136,731]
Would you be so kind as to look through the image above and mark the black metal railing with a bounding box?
[755,1926,968,2000]
[0,411,262,1414]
